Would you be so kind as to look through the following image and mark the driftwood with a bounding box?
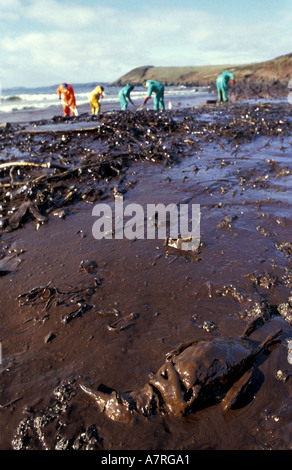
[0,161,67,170]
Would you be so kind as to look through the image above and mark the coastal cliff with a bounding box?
[110,53,292,98]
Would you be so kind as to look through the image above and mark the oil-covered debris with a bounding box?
[79,259,99,275]
[215,284,246,302]
[275,242,292,257]
[277,296,292,325]
[191,314,217,332]
[0,242,24,275]
[12,380,103,450]
[80,319,282,422]
[217,215,238,230]
[107,311,140,333]
[17,278,100,324]
[164,236,199,252]
[249,271,279,289]
[1,103,291,231]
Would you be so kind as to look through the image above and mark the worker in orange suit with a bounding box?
[57,83,78,117]
[89,85,104,115]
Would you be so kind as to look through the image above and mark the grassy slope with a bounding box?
[110,53,292,86]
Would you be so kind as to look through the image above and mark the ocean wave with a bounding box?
[0,84,210,113]
[4,95,22,102]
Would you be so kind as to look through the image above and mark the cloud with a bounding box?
[22,0,99,29]
[0,1,291,87]
[0,0,22,20]
[0,28,129,86]
[0,0,116,30]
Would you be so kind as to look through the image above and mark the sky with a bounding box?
[0,0,291,89]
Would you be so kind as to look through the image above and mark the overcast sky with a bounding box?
[0,0,291,89]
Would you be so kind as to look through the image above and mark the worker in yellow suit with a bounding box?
[89,86,104,115]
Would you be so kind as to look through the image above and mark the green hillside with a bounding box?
[110,53,292,87]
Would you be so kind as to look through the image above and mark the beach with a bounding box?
[0,94,292,452]
[0,83,214,124]
[0,89,214,124]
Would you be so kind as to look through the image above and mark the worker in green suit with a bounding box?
[216,71,235,102]
[119,84,135,110]
[142,80,165,110]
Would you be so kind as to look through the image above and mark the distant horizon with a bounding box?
[1,82,110,93]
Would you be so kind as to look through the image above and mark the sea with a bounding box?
[0,82,214,114]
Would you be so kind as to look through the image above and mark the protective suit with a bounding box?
[119,84,134,110]
[216,71,235,102]
[89,86,104,115]
[143,80,165,110]
[57,83,77,117]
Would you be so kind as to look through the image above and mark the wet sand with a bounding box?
[0,97,292,452]
[0,101,116,124]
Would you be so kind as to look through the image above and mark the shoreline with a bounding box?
[1,75,289,126]
[1,93,288,126]
[0,93,215,124]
